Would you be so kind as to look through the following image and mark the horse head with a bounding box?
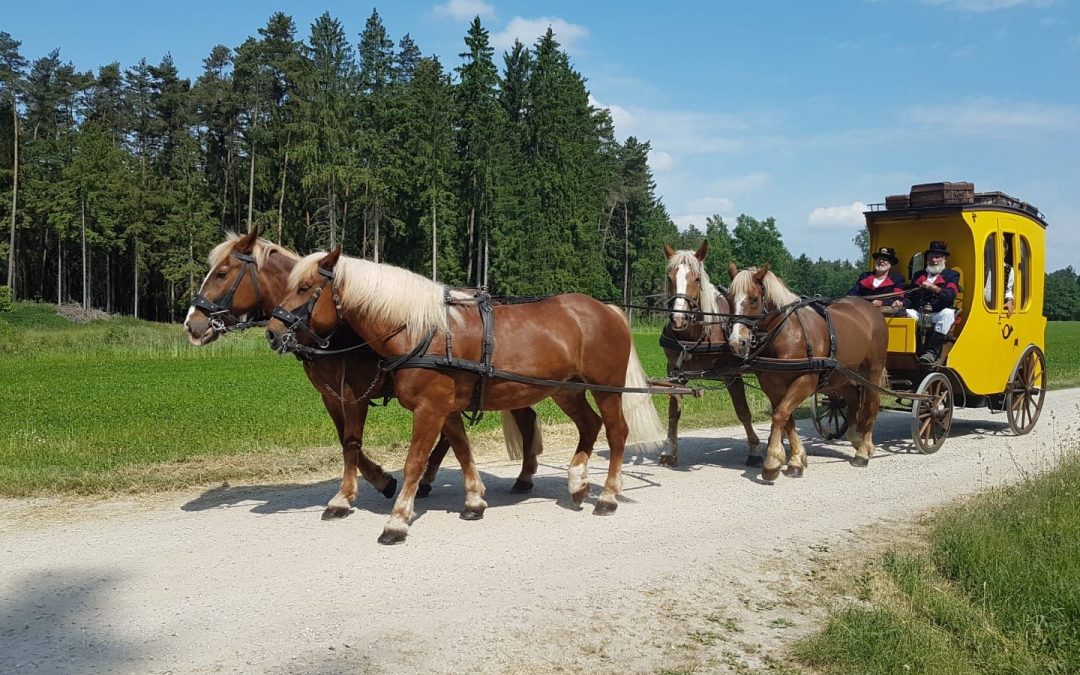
[266,247,344,354]
[184,228,265,346]
[726,262,772,357]
[664,240,710,331]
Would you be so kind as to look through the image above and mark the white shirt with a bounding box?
[984,265,1015,304]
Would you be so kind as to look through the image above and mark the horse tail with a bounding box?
[499,410,545,460]
[607,305,667,450]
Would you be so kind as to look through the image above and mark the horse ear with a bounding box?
[728,262,739,280]
[694,240,709,261]
[236,227,259,253]
[319,247,342,271]
[753,262,770,282]
[663,243,676,259]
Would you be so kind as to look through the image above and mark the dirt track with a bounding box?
[2,389,1076,674]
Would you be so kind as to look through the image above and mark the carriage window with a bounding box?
[909,252,924,282]
[982,235,997,310]
[1020,236,1032,310]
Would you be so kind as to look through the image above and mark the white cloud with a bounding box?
[491,17,589,52]
[648,149,674,171]
[672,213,709,231]
[807,202,869,230]
[433,0,495,20]
[906,99,1080,133]
[688,196,736,213]
[923,0,1055,12]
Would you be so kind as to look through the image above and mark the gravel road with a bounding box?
[2,389,1076,674]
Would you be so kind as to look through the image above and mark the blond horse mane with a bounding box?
[666,250,721,317]
[730,266,801,311]
[289,253,461,340]
[207,232,300,269]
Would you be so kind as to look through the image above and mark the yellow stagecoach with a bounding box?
[811,182,1048,452]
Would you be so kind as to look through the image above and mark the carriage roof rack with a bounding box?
[865,182,1047,227]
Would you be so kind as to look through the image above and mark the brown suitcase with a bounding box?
[885,194,910,210]
[910,181,975,207]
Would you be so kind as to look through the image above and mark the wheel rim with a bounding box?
[1006,348,1046,435]
[813,393,848,440]
[912,374,953,454]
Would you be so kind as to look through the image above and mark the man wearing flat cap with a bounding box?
[848,246,907,314]
[906,240,960,363]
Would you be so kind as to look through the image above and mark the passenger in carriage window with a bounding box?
[906,240,960,364]
[848,246,907,314]
[984,236,1015,317]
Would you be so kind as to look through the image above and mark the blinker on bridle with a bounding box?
[270,265,341,353]
[667,276,704,327]
[190,251,267,334]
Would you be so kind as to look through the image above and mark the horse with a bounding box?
[726,263,888,480]
[183,230,544,519]
[266,248,666,544]
[661,241,762,466]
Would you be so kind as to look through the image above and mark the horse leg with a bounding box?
[659,394,681,467]
[728,377,763,466]
[378,407,448,545]
[854,380,881,467]
[417,433,452,498]
[783,417,807,478]
[761,374,816,482]
[509,407,540,494]
[439,414,488,520]
[322,395,395,518]
[592,391,629,515]
[839,385,870,467]
[552,390,603,507]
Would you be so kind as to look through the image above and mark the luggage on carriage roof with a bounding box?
[909,181,975,207]
[885,194,910,210]
[976,191,1042,217]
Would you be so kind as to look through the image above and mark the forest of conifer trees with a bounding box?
[0,10,894,322]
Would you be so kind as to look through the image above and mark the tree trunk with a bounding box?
[623,200,631,327]
[432,196,438,281]
[277,141,289,244]
[82,198,88,310]
[362,184,369,259]
[134,247,139,319]
[220,146,231,228]
[246,110,257,232]
[56,237,62,305]
[342,184,351,252]
[466,206,475,286]
[106,253,112,313]
[328,186,336,250]
[373,207,380,264]
[483,231,489,288]
[7,105,18,297]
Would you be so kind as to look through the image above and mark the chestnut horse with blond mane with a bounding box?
[267,248,666,544]
[661,241,762,466]
[726,263,888,480]
[183,230,543,518]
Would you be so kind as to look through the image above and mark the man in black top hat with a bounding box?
[906,240,961,363]
[848,246,907,313]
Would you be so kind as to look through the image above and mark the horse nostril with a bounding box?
[266,329,277,344]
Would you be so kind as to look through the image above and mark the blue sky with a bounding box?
[7,0,1080,270]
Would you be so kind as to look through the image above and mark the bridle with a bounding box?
[667,272,704,328]
[190,251,268,335]
[270,265,341,353]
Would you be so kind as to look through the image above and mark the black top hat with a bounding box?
[925,240,950,258]
[872,246,899,266]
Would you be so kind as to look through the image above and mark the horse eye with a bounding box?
[216,269,228,278]
[298,284,311,293]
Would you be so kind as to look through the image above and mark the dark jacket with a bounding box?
[908,268,960,313]
[848,271,908,305]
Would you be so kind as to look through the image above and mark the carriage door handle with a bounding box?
[1001,324,1014,340]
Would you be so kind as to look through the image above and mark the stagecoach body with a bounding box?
[843,184,1049,450]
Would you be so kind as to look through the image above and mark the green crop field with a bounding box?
[1,304,1077,496]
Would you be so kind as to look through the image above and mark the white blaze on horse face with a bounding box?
[183,265,220,340]
[672,264,690,328]
[729,290,751,356]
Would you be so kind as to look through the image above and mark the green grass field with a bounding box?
[0,305,1076,496]
[794,452,1080,673]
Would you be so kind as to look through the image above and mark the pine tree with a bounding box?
[0,32,27,295]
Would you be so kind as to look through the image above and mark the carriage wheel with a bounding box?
[1005,346,1046,436]
[811,392,849,440]
[910,372,953,454]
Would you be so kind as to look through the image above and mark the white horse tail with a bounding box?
[607,305,667,451]
[499,410,545,460]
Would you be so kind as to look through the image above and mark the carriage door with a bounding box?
[983,232,1009,372]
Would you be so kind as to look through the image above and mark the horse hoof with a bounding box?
[745,455,764,467]
[593,501,618,516]
[784,465,804,478]
[571,486,590,506]
[762,467,781,482]
[851,456,869,468]
[460,509,485,521]
[659,454,677,467]
[377,531,407,545]
[417,482,432,498]
[321,507,351,520]
[510,479,534,494]
[381,477,398,499]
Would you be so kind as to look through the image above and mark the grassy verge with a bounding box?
[1046,321,1080,388]
[793,452,1080,673]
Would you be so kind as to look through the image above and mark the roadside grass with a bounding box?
[792,452,1080,674]
[0,303,1075,497]
[1046,321,1080,388]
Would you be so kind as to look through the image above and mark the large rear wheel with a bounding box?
[911,372,953,454]
[811,392,849,440]
[1006,346,1046,435]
